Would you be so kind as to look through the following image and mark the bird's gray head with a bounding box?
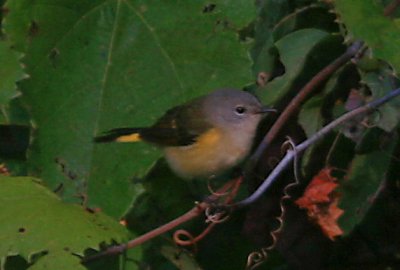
[202,89,274,133]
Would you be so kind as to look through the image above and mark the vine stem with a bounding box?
[235,87,400,208]
[82,180,236,263]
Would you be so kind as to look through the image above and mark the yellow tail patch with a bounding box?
[116,133,141,142]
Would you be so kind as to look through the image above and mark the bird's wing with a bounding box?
[140,101,212,147]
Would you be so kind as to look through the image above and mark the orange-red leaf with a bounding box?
[295,167,344,240]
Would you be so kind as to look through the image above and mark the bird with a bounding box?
[94,88,275,179]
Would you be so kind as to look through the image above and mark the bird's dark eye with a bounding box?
[235,106,247,115]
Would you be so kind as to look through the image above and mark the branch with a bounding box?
[235,87,400,208]
[245,41,364,176]
[82,180,237,263]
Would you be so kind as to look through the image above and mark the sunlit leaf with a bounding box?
[0,176,136,269]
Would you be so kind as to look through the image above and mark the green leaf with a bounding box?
[4,0,254,217]
[0,38,26,123]
[250,0,291,76]
[301,132,354,179]
[250,2,337,80]
[361,68,400,132]
[272,4,338,41]
[124,160,200,269]
[124,160,196,233]
[332,0,400,73]
[298,64,361,138]
[298,95,324,137]
[0,176,137,269]
[256,28,329,105]
[355,128,389,154]
[338,138,396,235]
[161,246,202,270]
[0,96,31,125]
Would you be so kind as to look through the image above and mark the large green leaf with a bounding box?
[332,0,400,73]
[0,176,136,270]
[4,0,254,217]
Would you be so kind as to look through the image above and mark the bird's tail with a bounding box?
[94,128,143,143]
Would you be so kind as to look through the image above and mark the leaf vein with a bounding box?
[123,0,185,91]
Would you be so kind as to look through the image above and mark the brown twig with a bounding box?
[172,176,242,248]
[82,179,238,263]
[245,41,364,176]
[173,223,217,248]
[384,0,400,17]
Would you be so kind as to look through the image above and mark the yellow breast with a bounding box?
[163,128,251,179]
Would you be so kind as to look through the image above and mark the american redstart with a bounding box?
[94,88,275,179]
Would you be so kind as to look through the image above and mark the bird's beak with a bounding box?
[255,106,277,114]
